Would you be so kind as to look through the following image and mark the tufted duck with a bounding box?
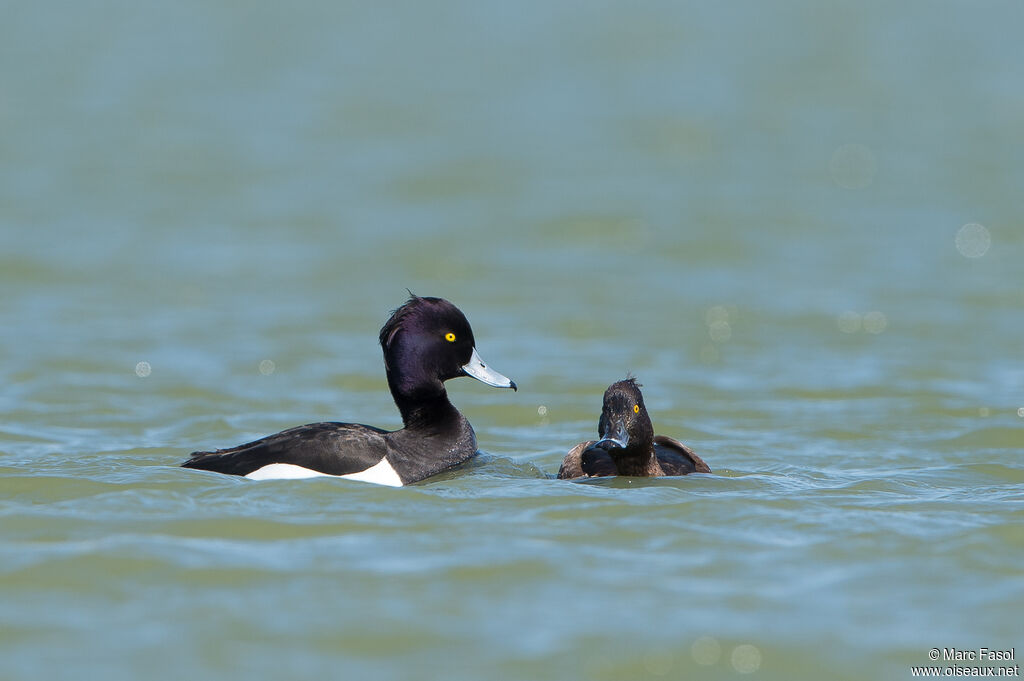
[558,378,709,479]
[182,295,516,486]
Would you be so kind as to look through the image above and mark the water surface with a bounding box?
[2,2,1022,680]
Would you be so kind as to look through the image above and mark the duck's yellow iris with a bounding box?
[445,332,456,342]
[633,404,640,413]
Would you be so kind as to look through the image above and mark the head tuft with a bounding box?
[601,376,648,420]
[378,294,473,350]
[607,376,643,396]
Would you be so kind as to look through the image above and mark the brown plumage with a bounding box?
[558,378,710,479]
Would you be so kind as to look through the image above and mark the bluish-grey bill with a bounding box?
[462,347,517,391]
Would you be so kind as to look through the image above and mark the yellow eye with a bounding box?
[633,404,640,414]
[445,332,456,342]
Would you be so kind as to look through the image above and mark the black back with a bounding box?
[653,436,711,475]
[182,422,388,476]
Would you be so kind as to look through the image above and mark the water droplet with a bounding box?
[955,223,991,258]
[705,305,730,326]
[837,311,862,334]
[691,636,721,666]
[259,359,276,375]
[537,405,548,417]
[731,644,762,674]
[135,361,151,378]
[863,311,887,334]
[829,143,876,189]
[708,320,731,343]
[1017,407,1024,418]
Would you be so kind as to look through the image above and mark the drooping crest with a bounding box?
[379,293,463,350]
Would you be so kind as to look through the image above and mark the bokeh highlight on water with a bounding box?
[2,2,1022,680]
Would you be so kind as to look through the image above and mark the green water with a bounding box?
[2,2,1022,680]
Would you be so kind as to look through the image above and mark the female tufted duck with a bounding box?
[558,378,709,479]
[182,295,516,486]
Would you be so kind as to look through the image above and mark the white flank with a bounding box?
[338,458,404,487]
[244,458,404,487]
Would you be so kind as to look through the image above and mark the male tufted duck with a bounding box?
[182,295,516,486]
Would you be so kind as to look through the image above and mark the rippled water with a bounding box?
[3,2,1023,680]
